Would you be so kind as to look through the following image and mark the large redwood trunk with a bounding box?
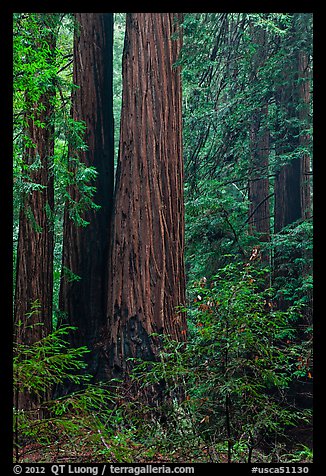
[14,101,55,345]
[14,21,56,413]
[103,13,186,382]
[59,13,114,380]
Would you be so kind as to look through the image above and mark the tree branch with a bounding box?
[242,192,274,230]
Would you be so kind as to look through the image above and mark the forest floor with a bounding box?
[16,430,226,464]
[16,433,311,464]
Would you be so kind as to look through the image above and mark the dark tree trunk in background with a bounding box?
[102,13,186,385]
[274,158,301,233]
[248,26,271,264]
[248,105,270,247]
[274,52,311,233]
[273,19,313,416]
[297,48,313,328]
[274,69,301,235]
[59,13,114,381]
[273,58,302,312]
[14,20,56,414]
[273,15,313,332]
[298,50,312,221]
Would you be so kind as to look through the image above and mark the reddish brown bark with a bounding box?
[59,14,114,380]
[14,100,55,346]
[14,21,56,413]
[102,13,186,381]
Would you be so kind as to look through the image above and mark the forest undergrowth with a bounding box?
[14,262,313,464]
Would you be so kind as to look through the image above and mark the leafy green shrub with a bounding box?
[14,326,90,394]
[13,326,142,463]
[131,262,312,463]
[272,219,313,308]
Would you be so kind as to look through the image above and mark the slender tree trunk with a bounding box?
[102,13,186,385]
[14,19,56,414]
[59,13,114,381]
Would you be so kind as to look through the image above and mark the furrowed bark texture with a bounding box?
[59,13,114,379]
[14,23,56,413]
[14,98,55,345]
[103,13,186,381]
